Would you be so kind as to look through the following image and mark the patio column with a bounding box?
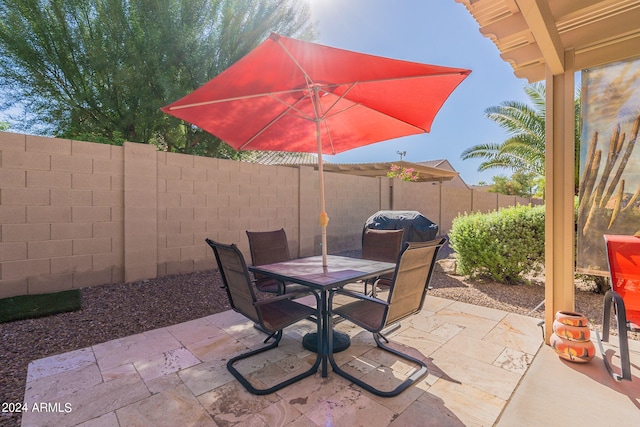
[544,49,576,343]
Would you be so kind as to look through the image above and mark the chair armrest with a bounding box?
[332,288,389,307]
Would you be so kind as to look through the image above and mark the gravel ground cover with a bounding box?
[0,244,617,427]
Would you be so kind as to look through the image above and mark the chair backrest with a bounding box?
[246,228,291,266]
[385,238,445,326]
[604,234,640,324]
[361,229,404,263]
[205,239,261,324]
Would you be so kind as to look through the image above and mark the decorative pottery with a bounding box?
[552,320,590,341]
[555,310,589,327]
[550,311,595,363]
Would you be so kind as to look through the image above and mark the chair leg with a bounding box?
[598,290,632,381]
[602,291,613,342]
[380,323,401,336]
[252,323,272,336]
[363,278,373,296]
[227,326,322,395]
[327,321,428,397]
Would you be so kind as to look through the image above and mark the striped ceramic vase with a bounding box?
[549,311,595,363]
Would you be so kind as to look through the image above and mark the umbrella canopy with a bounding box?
[162,33,470,265]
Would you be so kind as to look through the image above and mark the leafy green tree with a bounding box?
[0,121,8,131]
[461,82,581,193]
[0,0,315,157]
[488,171,539,198]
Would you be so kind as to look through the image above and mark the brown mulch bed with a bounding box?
[0,249,622,427]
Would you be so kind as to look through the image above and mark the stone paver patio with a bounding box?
[21,294,639,426]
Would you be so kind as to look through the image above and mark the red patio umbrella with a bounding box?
[162,33,470,265]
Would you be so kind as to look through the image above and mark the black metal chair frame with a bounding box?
[328,238,445,397]
[596,234,640,382]
[600,291,635,381]
[206,238,322,395]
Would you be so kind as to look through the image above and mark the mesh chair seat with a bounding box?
[258,298,318,331]
[333,299,386,331]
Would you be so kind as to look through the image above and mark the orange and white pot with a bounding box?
[549,311,595,363]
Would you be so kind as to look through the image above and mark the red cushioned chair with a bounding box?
[599,234,640,381]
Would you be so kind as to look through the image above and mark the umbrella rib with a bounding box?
[271,94,314,121]
[273,36,316,100]
[318,82,357,118]
[351,71,470,86]
[166,88,306,111]
[166,73,467,112]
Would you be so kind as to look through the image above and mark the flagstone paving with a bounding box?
[21,295,639,426]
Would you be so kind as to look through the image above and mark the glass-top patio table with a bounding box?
[249,255,395,377]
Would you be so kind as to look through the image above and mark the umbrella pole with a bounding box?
[316,121,328,267]
[311,86,328,266]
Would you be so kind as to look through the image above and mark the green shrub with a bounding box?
[449,204,545,284]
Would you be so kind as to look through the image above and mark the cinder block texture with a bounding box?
[0,132,540,297]
[123,142,157,283]
[0,133,126,296]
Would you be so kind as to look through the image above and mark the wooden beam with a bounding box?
[515,0,565,75]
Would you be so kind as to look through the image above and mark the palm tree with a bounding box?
[462,82,581,193]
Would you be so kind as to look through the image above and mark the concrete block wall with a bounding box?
[124,143,157,282]
[323,172,382,253]
[391,180,441,227]
[156,153,303,277]
[0,133,542,298]
[391,180,542,234]
[440,186,474,233]
[0,133,124,298]
[471,190,499,213]
[297,167,382,256]
[498,194,517,208]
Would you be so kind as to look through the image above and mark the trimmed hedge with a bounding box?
[449,204,545,284]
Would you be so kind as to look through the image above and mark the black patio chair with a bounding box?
[205,238,321,395]
[328,238,445,397]
[246,228,307,294]
[361,228,404,296]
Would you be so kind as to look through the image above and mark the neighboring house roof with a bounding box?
[417,159,470,189]
[415,159,448,169]
[243,152,461,183]
[241,150,318,165]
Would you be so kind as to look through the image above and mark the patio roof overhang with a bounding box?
[321,161,458,183]
[456,0,640,343]
[455,0,640,83]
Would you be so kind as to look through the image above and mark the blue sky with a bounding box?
[309,0,531,184]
